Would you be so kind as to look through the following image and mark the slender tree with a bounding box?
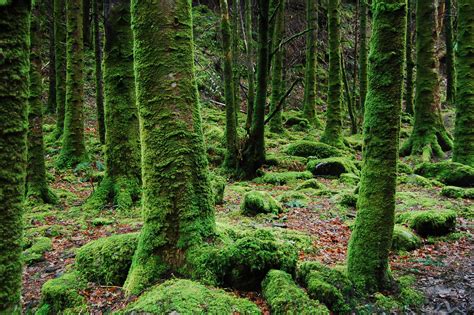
[27,11,57,204]
[54,0,66,137]
[93,0,105,144]
[359,0,368,115]
[321,0,343,148]
[269,0,285,132]
[400,0,453,160]
[47,0,57,114]
[124,0,215,295]
[57,0,88,167]
[445,0,455,106]
[83,0,90,46]
[232,0,240,122]
[405,0,415,115]
[244,0,255,130]
[347,0,406,291]
[452,0,474,167]
[302,0,321,127]
[0,1,30,311]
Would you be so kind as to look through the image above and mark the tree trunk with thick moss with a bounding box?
[124,0,215,296]
[358,0,368,115]
[84,0,141,212]
[0,1,30,311]
[269,0,285,133]
[54,0,66,137]
[27,12,57,204]
[239,0,270,178]
[347,0,406,292]
[400,0,453,161]
[244,0,255,131]
[57,0,88,168]
[302,0,321,127]
[47,0,57,114]
[445,0,455,107]
[321,0,343,148]
[93,0,105,144]
[405,0,414,115]
[83,0,90,47]
[232,0,240,124]
[453,0,474,167]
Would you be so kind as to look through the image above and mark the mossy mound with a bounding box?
[307,157,359,178]
[297,262,353,313]
[254,171,312,185]
[440,186,474,199]
[75,233,138,285]
[23,236,52,265]
[286,141,342,158]
[414,161,474,187]
[38,271,87,314]
[278,191,310,207]
[240,191,282,216]
[396,210,457,237]
[121,279,260,314]
[398,162,413,174]
[339,173,360,186]
[262,270,330,314]
[338,192,358,208]
[210,174,226,204]
[391,225,422,251]
[264,153,307,170]
[296,178,326,190]
[283,113,310,130]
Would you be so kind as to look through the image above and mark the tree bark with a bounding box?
[244,0,255,131]
[445,0,455,106]
[47,0,57,114]
[405,0,415,115]
[358,0,368,117]
[54,0,67,137]
[93,0,105,144]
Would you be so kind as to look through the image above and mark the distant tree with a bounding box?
[445,0,455,106]
[321,0,343,148]
[0,0,31,311]
[124,0,215,295]
[47,0,57,114]
[453,0,474,167]
[358,0,368,115]
[54,0,66,137]
[83,0,90,46]
[400,0,453,161]
[244,0,255,130]
[92,0,104,144]
[232,0,240,123]
[405,0,415,115]
[347,0,406,291]
[57,0,88,167]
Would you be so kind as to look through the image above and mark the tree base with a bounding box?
[400,129,453,162]
[27,187,58,205]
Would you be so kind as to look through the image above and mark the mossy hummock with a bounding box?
[391,225,422,251]
[255,171,313,185]
[414,161,474,187]
[241,191,282,216]
[440,186,474,199]
[0,1,30,311]
[396,210,457,237]
[307,157,359,177]
[286,140,342,158]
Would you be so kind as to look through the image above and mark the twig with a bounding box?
[264,78,301,125]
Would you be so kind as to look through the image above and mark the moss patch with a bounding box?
[307,157,359,177]
[254,171,312,185]
[396,210,457,237]
[296,178,326,190]
[210,174,226,205]
[440,186,474,199]
[286,141,342,158]
[414,161,474,187]
[23,237,53,265]
[278,191,310,207]
[39,271,87,314]
[391,225,422,251]
[339,173,360,186]
[240,191,282,216]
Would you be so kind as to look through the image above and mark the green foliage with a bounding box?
[414,161,474,187]
[286,141,342,158]
[210,174,227,204]
[23,237,52,265]
[241,191,282,216]
[255,171,312,185]
[262,270,330,314]
[296,178,326,190]
[440,186,474,199]
[339,173,360,186]
[307,157,359,177]
[121,279,260,314]
[396,210,457,237]
[39,271,87,314]
[391,225,422,251]
[398,162,413,174]
[397,174,433,187]
[76,233,138,286]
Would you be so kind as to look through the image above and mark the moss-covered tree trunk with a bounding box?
[239,0,270,178]
[93,0,105,144]
[347,0,406,291]
[47,0,57,114]
[83,0,90,46]
[232,0,240,124]
[27,12,57,204]
[244,0,255,130]
[0,1,30,311]
[358,0,368,115]
[302,0,321,127]
[57,0,88,167]
[321,0,343,148]
[405,0,415,115]
[452,0,474,167]
[84,0,141,212]
[445,0,455,106]
[400,0,453,161]
[220,0,239,170]
[124,0,215,296]
[54,0,66,137]
[269,0,285,133]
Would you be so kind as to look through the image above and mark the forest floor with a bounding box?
[21,105,473,314]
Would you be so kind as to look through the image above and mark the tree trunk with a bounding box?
[83,0,91,47]
[445,0,455,106]
[124,0,215,296]
[0,1,30,311]
[244,0,255,131]
[321,0,343,148]
[93,0,105,144]
[358,0,368,117]
[47,0,57,114]
[400,0,453,161]
[453,0,474,167]
[54,0,67,137]
[341,51,358,135]
[405,0,415,115]
[347,0,406,292]
[232,0,240,124]
[58,0,88,167]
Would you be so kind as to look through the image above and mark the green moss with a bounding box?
[297,262,353,298]
[398,162,413,174]
[286,141,342,158]
[121,279,260,314]
[210,174,226,204]
[397,174,433,187]
[278,191,310,207]
[391,225,422,251]
[339,173,360,186]
[264,154,307,170]
[296,178,326,190]
[372,276,424,312]
[91,217,115,226]
[241,191,282,216]
[284,114,311,131]
[440,186,474,199]
[23,237,53,265]
[396,210,457,237]
[307,157,359,177]
[414,161,474,187]
[76,233,138,286]
[262,270,330,314]
[39,271,87,314]
[255,171,313,185]
[338,192,358,208]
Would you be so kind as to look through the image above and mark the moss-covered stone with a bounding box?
[278,191,310,207]
[397,174,433,187]
[121,279,260,314]
[255,171,313,185]
[284,116,311,131]
[23,237,53,265]
[396,210,457,237]
[76,233,138,286]
[296,178,326,190]
[307,157,359,177]
[391,225,422,251]
[338,192,358,208]
[262,270,330,314]
[440,186,474,199]
[414,161,474,187]
[286,141,342,158]
[241,191,282,216]
[210,174,226,204]
[339,173,360,186]
[39,271,87,314]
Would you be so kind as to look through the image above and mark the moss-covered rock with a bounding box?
[284,113,311,130]
[240,191,282,216]
[296,178,326,190]
[414,161,474,187]
[23,237,52,265]
[210,174,226,204]
[262,270,330,314]
[397,173,433,187]
[254,171,312,185]
[440,186,474,199]
[286,141,342,158]
[75,233,138,285]
[307,157,359,177]
[339,173,360,186]
[396,210,457,237]
[264,153,307,170]
[398,162,413,174]
[391,225,422,251]
[338,192,358,208]
[278,191,310,207]
[121,279,260,314]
